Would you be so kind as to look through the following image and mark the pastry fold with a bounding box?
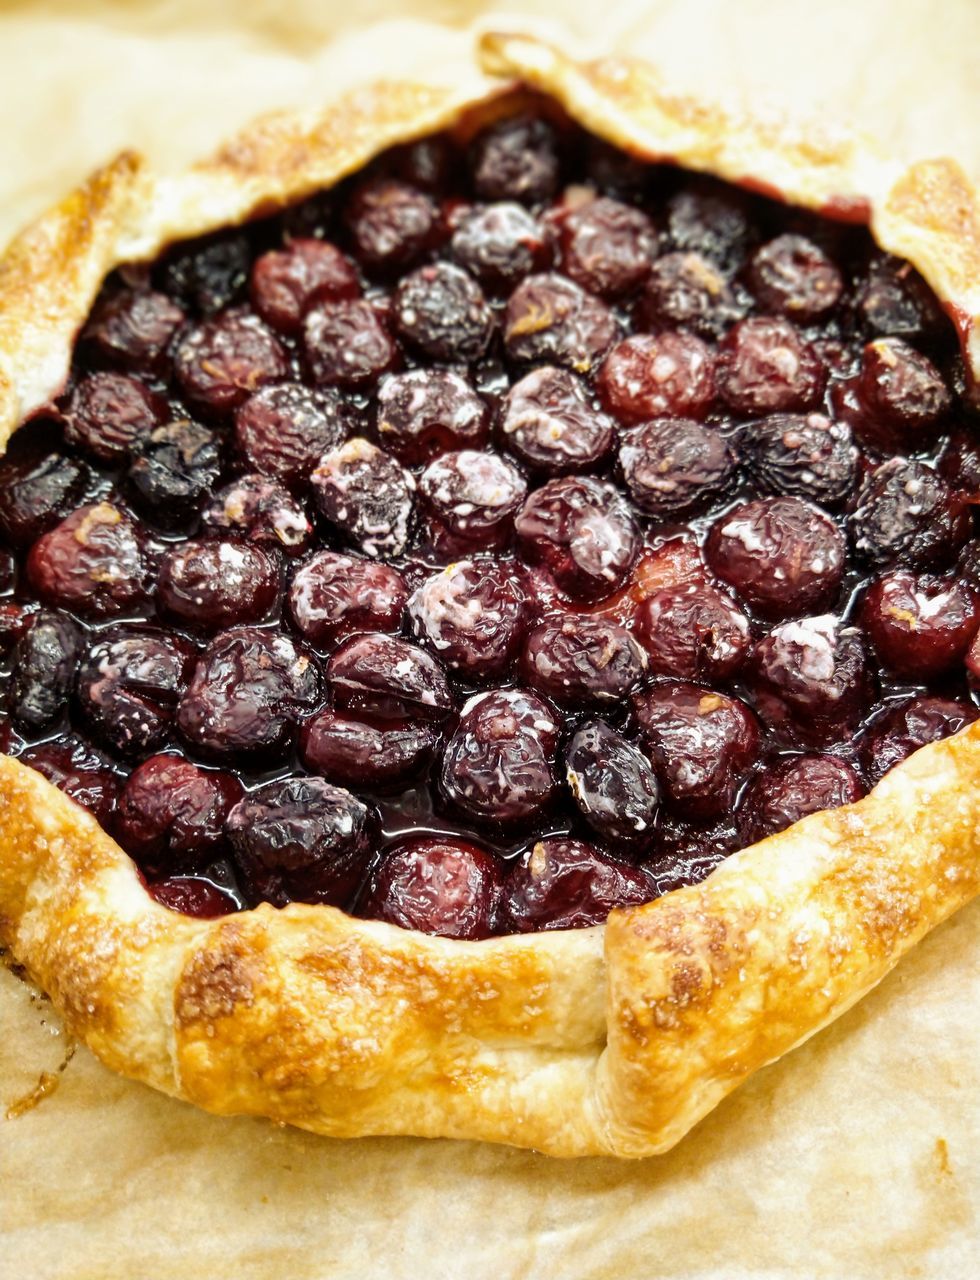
[2,726,979,1157]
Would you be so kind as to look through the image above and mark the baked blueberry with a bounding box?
[177,627,321,762]
[504,273,617,373]
[26,503,150,618]
[227,776,374,908]
[499,838,650,933]
[235,382,347,484]
[514,476,638,602]
[440,688,559,828]
[361,837,502,939]
[633,682,760,819]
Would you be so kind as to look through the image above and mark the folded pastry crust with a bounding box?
[1,31,979,1158]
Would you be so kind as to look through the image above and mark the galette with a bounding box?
[0,32,978,1157]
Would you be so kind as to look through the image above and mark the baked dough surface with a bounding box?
[1,29,980,1160]
[3,716,980,1157]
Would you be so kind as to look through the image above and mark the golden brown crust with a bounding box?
[1,31,980,1157]
[0,756,610,1154]
[600,728,980,1154]
[3,725,980,1158]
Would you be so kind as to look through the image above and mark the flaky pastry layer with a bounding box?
[0,31,979,1157]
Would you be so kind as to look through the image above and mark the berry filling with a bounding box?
[2,106,978,937]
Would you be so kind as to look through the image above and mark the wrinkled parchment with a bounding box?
[1,3,979,1276]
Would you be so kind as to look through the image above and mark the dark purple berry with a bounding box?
[64,372,163,462]
[500,366,614,473]
[717,317,826,414]
[743,412,858,506]
[303,298,399,388]
[636,251,745,338]
[8,610,80,733]
[18,737,119,827]
[750,616,874,749]
[633,682,759,819]
[157,539,279,632]
[376,369,487,464]
[565,720,660,847]
[746,234,843,321]
[644,823,737,899]
[835,338,952,451]
[127,419,222,524]
[76,628,193,758]
[636,581,750,681]
[345,177,440,270]
[521,616,646,707]
[326,633,451,722]
[177,627,321,762]
[26,503,149,618]
[739,754,864,844]
[300,710,438,791]
[451,202,551,290]
[162,232,251,314]
[174,310,287,413]
[666,184,751,269]
[556,195,658,298]
[311,438,415,558]
[860,570,980,677]
[514,475,638,602]
[856,254,946,340]
[504,273,617,374]
[619,417,734,517]
[116,753,242,866]
[0,444,89,549]
[84,287,185,371]
[500,838,649,933]
[860,697,977,787]
[706,496,845,619]
[440,688,559,827]
[235,382,347,484]
[289,550,407,647]
[201,473,312,555]
[848,459,970,570]
[361,837,501,939]
[408,558,525,678]
[859,339,950,431]
[149,877,239,918]
[227,776,373,908]
[418,449,526,556]
[469,114,560,205]
[393,263,494,363]
[250,238,359,332]
[598,331,715,422]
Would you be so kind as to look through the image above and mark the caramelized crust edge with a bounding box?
[2,726,979,1157]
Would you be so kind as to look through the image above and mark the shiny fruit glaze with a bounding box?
[2,106,978,939]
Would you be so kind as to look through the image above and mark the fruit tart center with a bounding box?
[3,106,979,939]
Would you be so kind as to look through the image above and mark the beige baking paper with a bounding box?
[1,2,979,1277]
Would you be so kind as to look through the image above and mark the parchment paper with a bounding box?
[1,3,979,1277]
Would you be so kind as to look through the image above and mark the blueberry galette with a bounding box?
[1,32,979,1157]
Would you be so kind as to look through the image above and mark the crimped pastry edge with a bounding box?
[0,30,978,1158]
